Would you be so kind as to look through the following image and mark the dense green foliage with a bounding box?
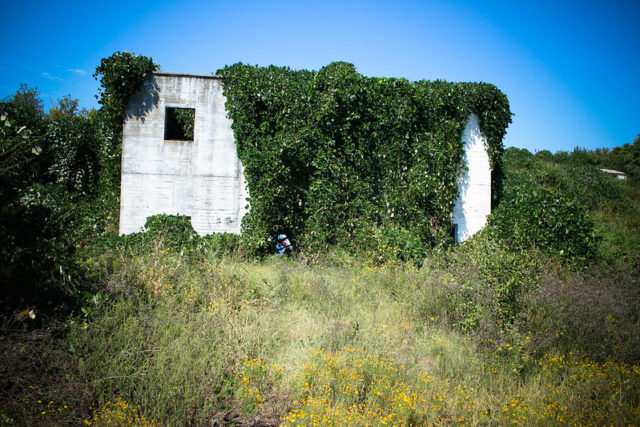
[0,93,79,307]
[116,214,240,256]
[0,52,158,311]
[93,52,159,129]
[489,183,597,262]
[589,135,640,181]
[438,146,640,353]
[0,84,47,135]
[489,146,640,265]
[218,62,512,255]
[46,109,100,193]
[0,112,48,300]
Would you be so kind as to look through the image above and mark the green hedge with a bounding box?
[218,62,511,255]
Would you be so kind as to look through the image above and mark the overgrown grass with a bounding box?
[3,150,640,425]
[3,235,638,425]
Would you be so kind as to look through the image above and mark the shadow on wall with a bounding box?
[126,79,159,123]
[454,182,470,243]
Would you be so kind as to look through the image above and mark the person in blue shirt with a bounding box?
[275,234,293,256]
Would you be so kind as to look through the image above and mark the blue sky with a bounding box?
[1,0,638,152]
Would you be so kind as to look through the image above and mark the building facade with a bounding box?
[120,72,491,242]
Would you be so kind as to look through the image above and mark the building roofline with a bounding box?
[153,71,223,79]
[600,168,628,175]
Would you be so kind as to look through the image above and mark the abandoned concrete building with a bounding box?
[120,72,492,243]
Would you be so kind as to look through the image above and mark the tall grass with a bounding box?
[3,234,637,425]
[3,151,640,425]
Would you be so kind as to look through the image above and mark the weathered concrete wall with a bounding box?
[119,73,248,235]
[121,74,492,241]
[452,114,492,242]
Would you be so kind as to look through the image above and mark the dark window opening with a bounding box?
[164,107,195,141]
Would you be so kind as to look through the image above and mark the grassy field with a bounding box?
[2,243,639,425]
[1,152,640,426]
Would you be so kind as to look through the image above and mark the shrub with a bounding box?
[45,113,100,193]
[489,184,597,264]
[144,214,199,247]
[421,234,545,340]
[81,215,241,262]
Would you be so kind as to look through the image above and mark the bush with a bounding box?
[489,184,597,264]
[45,113,100,193]
[341,222,429,265]
[503,147,624,210]
[82,215,241,262]
[0,113,78,310]
[144,214,199,246]
[422,234,545,339]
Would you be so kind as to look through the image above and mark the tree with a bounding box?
[46,96,100,193]
[0,113,50,302]
[0,84,46,135]
[48,95,80,119]
[0,113,41,197]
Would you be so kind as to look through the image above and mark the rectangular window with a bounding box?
[164,107,195,141]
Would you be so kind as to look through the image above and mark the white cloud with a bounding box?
[67,68,87,76]
[42,72,60,81]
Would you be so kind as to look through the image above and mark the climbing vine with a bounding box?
[94,51,160,185]
[218,62,511,256]
[94,52,160,131]
[89,52,160,234]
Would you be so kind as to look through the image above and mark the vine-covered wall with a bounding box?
[217,62,511,255]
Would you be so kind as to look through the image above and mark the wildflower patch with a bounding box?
[283,347,481,425]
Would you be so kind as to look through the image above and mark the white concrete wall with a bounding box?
[119,73,248,235]
[452,114,492,242]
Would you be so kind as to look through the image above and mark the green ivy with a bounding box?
[93,52,159,185]
[90,52,160,234]
[218,62,512,256]
[87,214,241,257]
[173,108,195,140]
[94,52,160,130]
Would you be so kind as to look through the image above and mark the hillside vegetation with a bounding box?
[1,53,639,425]
[2,149,640,425]
[2,148,640,426]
